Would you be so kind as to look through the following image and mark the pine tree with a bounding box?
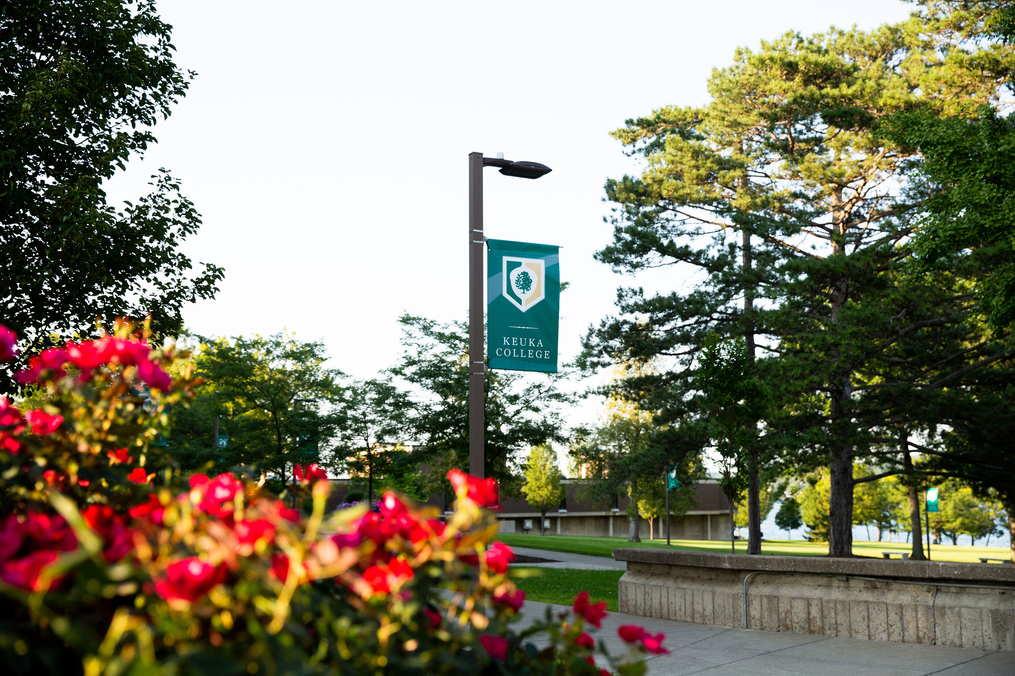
[586,10,1015,556]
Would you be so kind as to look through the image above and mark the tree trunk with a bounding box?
[648,518,654,541]
[827,427,854,557]
[541,510,547,535]
[1008,502,1015,563]
[826,202,855,558]
[741,226,763,556]
[730,506,736,553]
[903,450,926,559]
[628,508,641,543]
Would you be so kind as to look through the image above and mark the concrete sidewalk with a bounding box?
[510,545,627,570]
[509,547,1015,675]
[515,598,1013,675]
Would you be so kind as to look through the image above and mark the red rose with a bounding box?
[65,341,103,370]
[485,541,514,574]
[293,463,328,483]
[379,492,408,518]
[0,325,17,362]
[479,634,509,661]
[129,493,166,524]
[0,397,24,432]
[235,518,275,548]
[447,469,499,509]
[0,516,24,562]
[639,631,669,654]
[423,607,443,628]
[108,448,133,465]
[617,624,646,644]
[362,557,414,596]
[0,434,22,455]
[154,558,226,603]
[24,511,77,552]
[270,553,308,583]
[194,473,242,517]
[83,506,134,563]
[127,467,150,484]
[573,590,608,628]
[330,532,362,549]
[24,410,63,435]
[207,473,241,501]
[493,588,525,612]
[0,550,61,591]
[575,632,595,649]
[135,357,172,391]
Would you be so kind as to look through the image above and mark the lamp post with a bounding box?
[468,152,551,478]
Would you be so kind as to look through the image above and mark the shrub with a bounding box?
[0,323,664,675]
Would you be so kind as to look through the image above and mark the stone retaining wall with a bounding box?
[614,549,1015,652]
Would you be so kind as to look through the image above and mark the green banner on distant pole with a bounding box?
[487,239,560,373]
[926,487,939,513]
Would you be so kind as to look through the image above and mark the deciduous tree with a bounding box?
[388,315,572,498]
[521,444,564,535]
[167,333,345,487]
[335,378,412,502]
[0,0,223,395]
[774,496,803,539]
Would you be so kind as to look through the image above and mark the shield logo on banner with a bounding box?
[503,257,545,312]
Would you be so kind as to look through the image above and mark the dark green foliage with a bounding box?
[0,0,223,394]
[584,8,1015,556]
[388,315,573,497]
[883,106,1015,337]
[166,333,346,482]
[774,497,803,535]
[335,378,414,502]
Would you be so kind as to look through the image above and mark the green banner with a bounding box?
[487,239,560,373]
[926,487,939,513]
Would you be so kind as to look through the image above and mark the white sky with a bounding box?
[103,1,1010,547]
[107,0,915,429]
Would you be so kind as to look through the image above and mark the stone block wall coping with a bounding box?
[612,549,1015,586]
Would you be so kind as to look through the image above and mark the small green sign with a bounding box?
[487,239,560,373]
[667,470,680,491]
[217,435,229,448]
[926,487,939,512]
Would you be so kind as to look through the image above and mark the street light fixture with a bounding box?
[468,152,551,479]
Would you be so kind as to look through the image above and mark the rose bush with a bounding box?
[0,323,665,675]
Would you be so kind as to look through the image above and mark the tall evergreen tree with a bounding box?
[586,9,1015,555]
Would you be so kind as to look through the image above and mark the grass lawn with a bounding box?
[510,567,622,611]
[498,533,1012,564]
